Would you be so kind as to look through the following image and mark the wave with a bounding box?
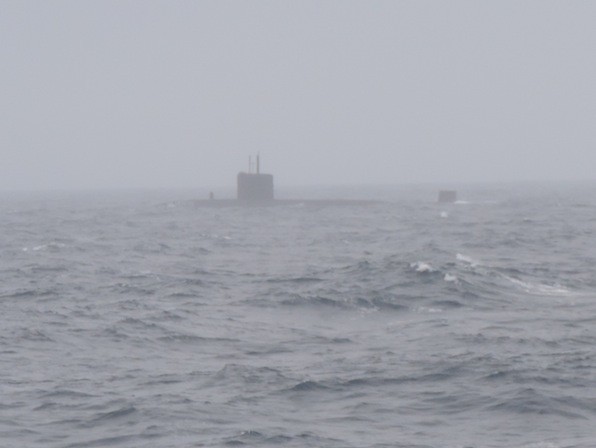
[31,242,67,252]
[221,431,342,447]
[266,276,325,284]
[14,328,55,342]
[245,249,578,315]
[158,333,238,344]
[410,261,435,273]
[209,365,289,391]
[90,405,137,422]
[503,276,572,296]
[64,435,138,448]
[486,388,590,420]
[0,288,57,300]
[284,370,468,396]
[280,294,352,309]
[278,293,410,312]
[289,380,330,392]
[40,389,96,399]
[456,253,480,266]
[443,273,458,283]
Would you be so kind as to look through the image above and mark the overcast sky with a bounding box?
[1,1,595,190]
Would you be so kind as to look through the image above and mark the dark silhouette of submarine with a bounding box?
[193,155,377,207]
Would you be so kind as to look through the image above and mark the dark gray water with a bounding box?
[1,184,595,448]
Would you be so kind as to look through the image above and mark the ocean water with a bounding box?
[1,184,595,448]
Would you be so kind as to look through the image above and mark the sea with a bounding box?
[1,183,595,448]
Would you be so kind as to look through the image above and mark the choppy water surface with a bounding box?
[1,184,595,448]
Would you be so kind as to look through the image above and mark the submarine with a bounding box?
[192,154,378,207]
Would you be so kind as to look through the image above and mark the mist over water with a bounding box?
[2,2,596,190]
[1,183,595,447]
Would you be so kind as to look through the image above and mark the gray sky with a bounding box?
[2,1,595,190]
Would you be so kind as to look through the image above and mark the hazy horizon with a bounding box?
[2,1,595,191]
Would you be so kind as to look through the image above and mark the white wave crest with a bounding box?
[505,276,571,296]
[444,273,458,283]
[414,306,443,314]
[32,243,66,251]
[456,253,479,266]
[410,261,434,273]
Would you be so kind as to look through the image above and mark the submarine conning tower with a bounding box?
[237,154,274,201]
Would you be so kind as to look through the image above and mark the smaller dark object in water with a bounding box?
[438,190,457,203]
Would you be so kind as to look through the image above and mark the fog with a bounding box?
[2,1,595,191]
